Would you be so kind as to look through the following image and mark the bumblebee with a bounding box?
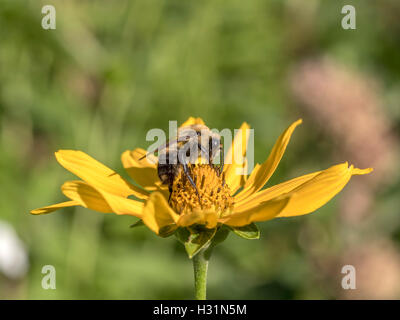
[141,124,223,202]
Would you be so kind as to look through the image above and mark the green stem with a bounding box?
[192,249,209,300]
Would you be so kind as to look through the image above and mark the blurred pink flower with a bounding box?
[290,58,399,223]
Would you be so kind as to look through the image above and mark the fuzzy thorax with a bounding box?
[170,165,234,215]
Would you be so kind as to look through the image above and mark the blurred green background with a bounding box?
[1,0,400,299]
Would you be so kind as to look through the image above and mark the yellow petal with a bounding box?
[30,181,143,217]
[235,119,302,202]
[121,148,158,169]
[275,163,373,217]
[352,167,374,175]
[223,122,251,195]
[220,195,291,227]
[61,181,113,213]
[63,180,143,217]
[97,192,144,217]
[30,200,80,215]
[141,192,180,234]
[55,150,149,200]
[180,117,205,128]
[178,210,218,229]
[121,148,162,191]
[234,170,321,211]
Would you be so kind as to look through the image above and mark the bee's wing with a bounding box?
[177,125,201,142]
[138,141,175,160]
[139,126,198,160]
[138,137,190,160]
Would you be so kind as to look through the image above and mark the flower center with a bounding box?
[169,164,234,215]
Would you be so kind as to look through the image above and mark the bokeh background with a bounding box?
[1,0,399,299]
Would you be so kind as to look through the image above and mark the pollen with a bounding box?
[170,164,234,215]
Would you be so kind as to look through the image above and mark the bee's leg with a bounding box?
[209,155,220,176]
[220,145,225,186]
[168,185,173,203]
[219,145,224,175]
[178,149,202,204]
[197,143,210,164]
[182,162,201,205]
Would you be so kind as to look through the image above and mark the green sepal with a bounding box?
[129,219,144,228]
[175,227,191,244]
[129,220,176,238]
[176,227,217,259]
[202,226,231,259]
[229,223,260,239]
[158,224,178,238]
[209,226,230,248]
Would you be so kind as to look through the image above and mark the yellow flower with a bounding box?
[31,117,373,236]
